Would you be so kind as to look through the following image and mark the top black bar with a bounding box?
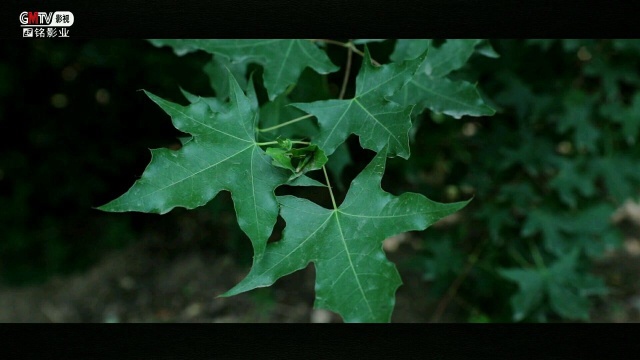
[1,0,637,38]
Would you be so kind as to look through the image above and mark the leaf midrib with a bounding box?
[333,211,374,317]
[116,145,254,206]
[409,78,487,111]
[353,98,405,150]
[162,100,253,144]
[236,211,334,291]
[357,65,413,99]
[272,40,295,90]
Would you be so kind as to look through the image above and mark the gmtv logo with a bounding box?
[20,11,75,27]
[20,11,74,37]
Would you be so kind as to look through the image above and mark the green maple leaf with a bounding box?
[390,39,484,77]
[390,39,433,63]
[522,205,618,257]
[600,92,640,145]
[99,73,303,259]
[293,48,428,158]
[179,87,225,113]
[149,39,339,100]
[500,250,607,322]
[389,40,495,118]
[521,209,566,255]
[591,155,640,202]
[222,149,469,322]
[202,55,248,99]
[391,75,495,119]
[556,90,599,153]
[548,159,596,208]
[498,267,545,321]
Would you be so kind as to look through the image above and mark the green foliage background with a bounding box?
[1,39,639,322]
[405,39,640,321]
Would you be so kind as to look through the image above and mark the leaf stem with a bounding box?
[347,43,381,66]
[339,41,353,100]
[309,38,349,47]
[308,39,381,66]
[255,140,310,146]
[284,83,297,96]
[322,165,339,210]
[258,114,315,133]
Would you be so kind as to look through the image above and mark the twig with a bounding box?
[308,39,381,67]
[339,42,353,99]
[430,239,486,323]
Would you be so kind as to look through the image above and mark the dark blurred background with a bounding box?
[2,40,640,323]
[0,40,222,284]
